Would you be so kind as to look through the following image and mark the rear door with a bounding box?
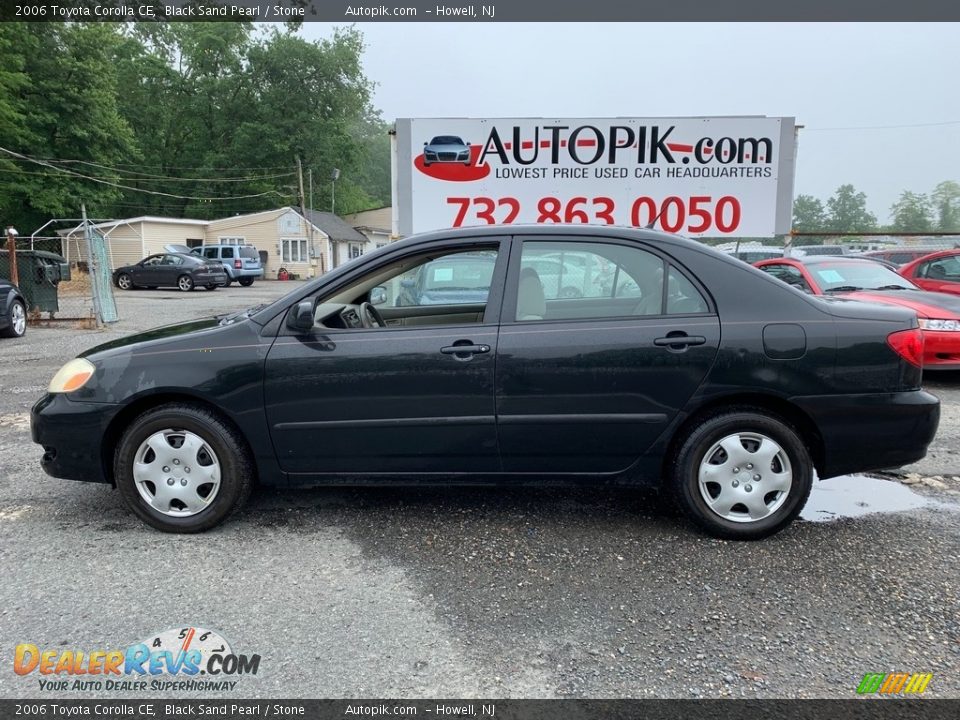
[495,236,721,474]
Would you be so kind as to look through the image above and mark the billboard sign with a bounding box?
[394,117,797,237]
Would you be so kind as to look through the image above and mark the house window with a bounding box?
[349,243,364,260]
[219,236,245,245]
[186,238,204,248]
[282,238,308,263]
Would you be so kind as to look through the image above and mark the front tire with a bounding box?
[177,275,194,292]
[204,284,218,291]
[113,403,254,532]
[670,409,813,540]
[1,299,26,338]
[117,273,133,290]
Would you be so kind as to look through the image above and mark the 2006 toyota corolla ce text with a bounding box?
[31,226,940,539]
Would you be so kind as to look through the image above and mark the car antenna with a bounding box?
[644,206,668,230]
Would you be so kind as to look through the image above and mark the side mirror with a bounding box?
[286,300,315,332]
[423,141,428,146]
[370,286,387,305]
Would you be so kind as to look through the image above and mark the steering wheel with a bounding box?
[358,301,386,329]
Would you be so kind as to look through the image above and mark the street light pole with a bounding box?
[331,168,340,215]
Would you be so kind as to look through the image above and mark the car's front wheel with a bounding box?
[177,275,194,292]
[113,403,254,532]
[116,273,133,290]
[1,299,26,338]
[670,409,813,540]
[204,284,218,291]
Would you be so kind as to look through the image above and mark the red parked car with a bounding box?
[755,256,960,370]
[897,249,960,296]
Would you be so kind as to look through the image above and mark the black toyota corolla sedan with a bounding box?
[32,226,940,539]
[112,252,227,292]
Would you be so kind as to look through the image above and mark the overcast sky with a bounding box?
[301,22,959,222]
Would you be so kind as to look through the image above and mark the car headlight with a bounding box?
[918,318,960,331]
[48,358,96,393]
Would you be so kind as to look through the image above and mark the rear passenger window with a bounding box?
[221,247,235,259]
[515,241,665,321]
[667,267,709,313]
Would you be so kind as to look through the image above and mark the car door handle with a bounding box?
[654,333,707,348]
[440,343,490,356]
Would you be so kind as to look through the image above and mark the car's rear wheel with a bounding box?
[114,404,254,532]
[1,299,26,338]
[117,273,133,290]
[670,409,813,540]
[238,277,254,287]
[177,275,194,292]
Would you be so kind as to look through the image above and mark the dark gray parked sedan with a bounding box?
[112,253,228,292]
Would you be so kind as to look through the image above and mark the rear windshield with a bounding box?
[240,247,258,259]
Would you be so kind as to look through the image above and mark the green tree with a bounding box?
[826,184,877,233]
[932,180,960,232]
[0,23,137,232]
[792,194,828,238]
[889,190,933,232]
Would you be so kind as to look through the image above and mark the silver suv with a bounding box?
[192,245,263,286]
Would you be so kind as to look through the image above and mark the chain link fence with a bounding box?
[4,221,119,327]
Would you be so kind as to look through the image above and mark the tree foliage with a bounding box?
[0,22,390,232]
[825,184,878,233]
[792,194,828,235]
[890,191,933,232]
[932,181,960,232]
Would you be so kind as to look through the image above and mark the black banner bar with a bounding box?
[2,700,959,720]
[1,0,960,22]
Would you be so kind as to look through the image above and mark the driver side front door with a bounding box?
[263,238,509,478]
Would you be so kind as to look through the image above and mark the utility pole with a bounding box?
[295,156,308,267]
[4,225,19,287]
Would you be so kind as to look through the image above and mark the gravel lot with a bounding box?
[0,281,958,699]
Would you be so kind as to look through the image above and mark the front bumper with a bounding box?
[922,329,960,368]
[792,390,940,479]
[31,393,120,484]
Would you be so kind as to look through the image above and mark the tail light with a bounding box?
[887,327,924,368]
[234,259,242,269]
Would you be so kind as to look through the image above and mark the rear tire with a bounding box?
[238,277,254,287]
[1,299,26,338]
[113,403,254,533]
[669,408,813,540]
[177,275,194,292]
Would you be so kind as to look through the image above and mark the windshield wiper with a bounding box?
[824,285,862,293]
[870,285,911,291]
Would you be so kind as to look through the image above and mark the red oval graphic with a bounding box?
[415,145,490,182]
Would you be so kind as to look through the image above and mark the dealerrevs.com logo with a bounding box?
[14,627,260,692]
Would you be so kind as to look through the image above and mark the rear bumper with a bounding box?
[31,393,119,484]
[228,268,264,280]
[792,390,940,478]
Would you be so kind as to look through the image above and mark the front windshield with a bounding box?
[810,262,918,292]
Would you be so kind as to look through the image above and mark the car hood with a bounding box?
[843,289,960,319]
[79,317,227,360]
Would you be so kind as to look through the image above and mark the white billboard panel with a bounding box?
[394,117,796,237]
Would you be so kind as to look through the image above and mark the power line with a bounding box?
[0,147,288,202]
[52,159,297,182]
[17,156,299,172]
[805,120,960,131]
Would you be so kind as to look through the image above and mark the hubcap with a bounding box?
[132,429,221,517]
[11,303,25,335]
[179,277,192,290]
[119,275,131,289]
[697,432,793,523]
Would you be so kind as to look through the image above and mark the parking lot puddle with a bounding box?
[801,474,933,522]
